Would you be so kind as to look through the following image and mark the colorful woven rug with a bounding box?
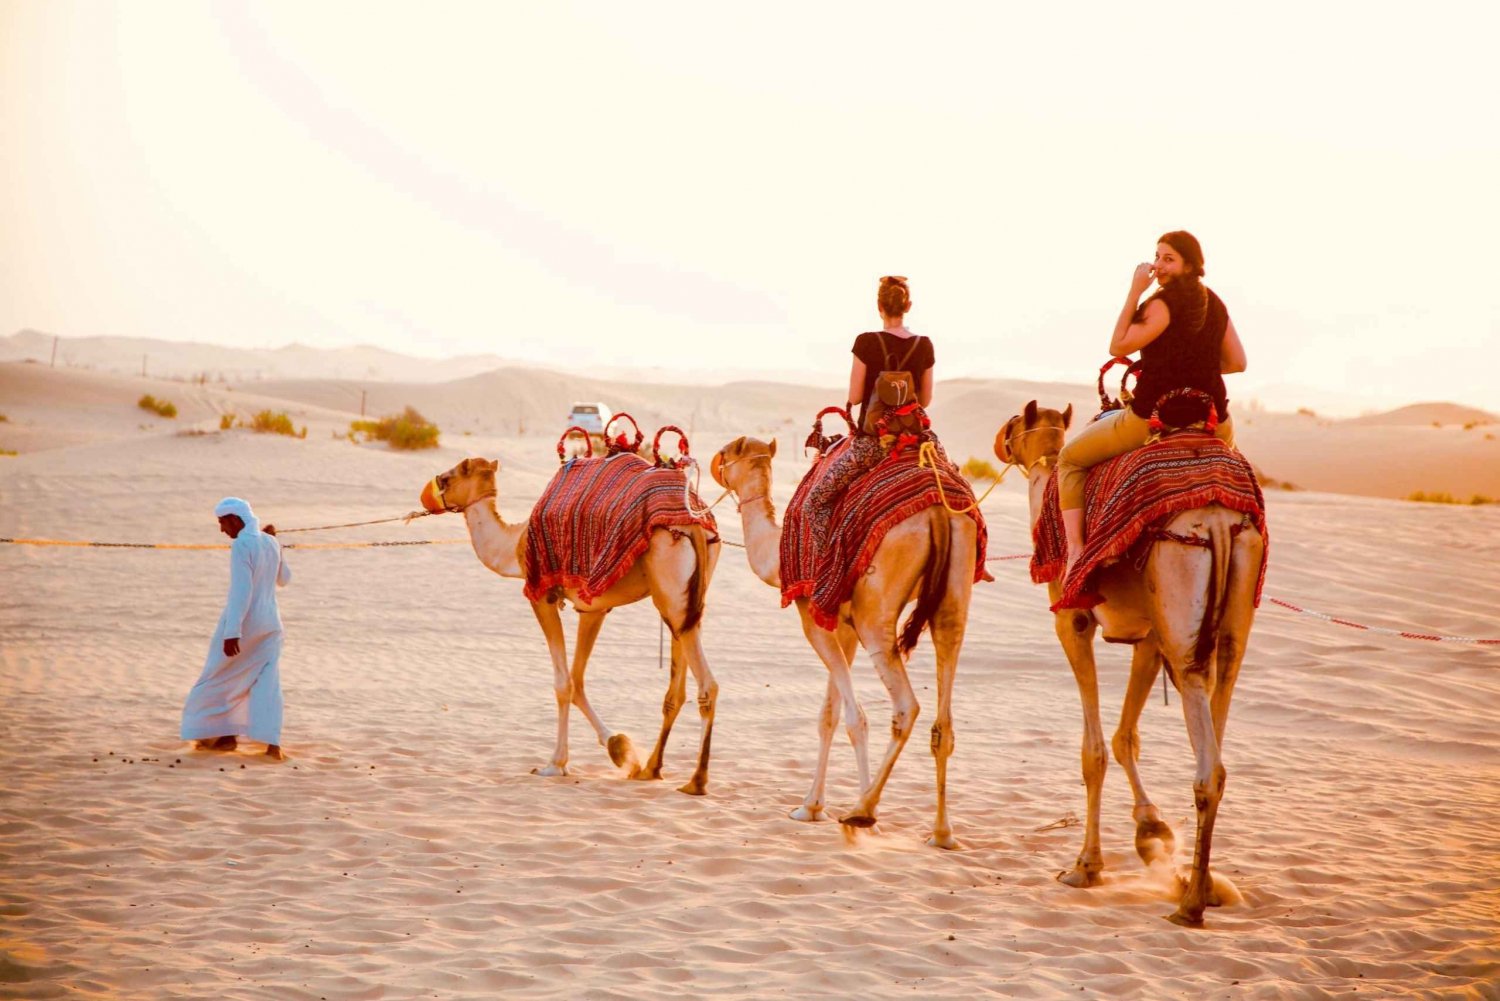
[523,453,717,603]
[781,438,988,631]
[1031,432,1267,610]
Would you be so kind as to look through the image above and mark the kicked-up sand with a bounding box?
[1,362,1497,999]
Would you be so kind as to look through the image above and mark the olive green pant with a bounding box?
[1058,408,1235,510]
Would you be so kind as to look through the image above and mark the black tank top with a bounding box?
[1130,285,1230,420]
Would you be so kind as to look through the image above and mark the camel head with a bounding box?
[420,457,499,514]
[710,436,776,497]
[995,400,1071,474]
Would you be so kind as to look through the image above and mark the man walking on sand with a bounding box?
[181,497,292,760]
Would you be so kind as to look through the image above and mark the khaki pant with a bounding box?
[1058,408,1235,510]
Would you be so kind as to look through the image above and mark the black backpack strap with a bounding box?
[893,334,924,372]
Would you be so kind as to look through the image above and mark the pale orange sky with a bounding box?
[2,1,1496,412]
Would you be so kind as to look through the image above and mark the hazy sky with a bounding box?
[3,2,1496,412]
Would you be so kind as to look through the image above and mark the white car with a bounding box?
[565,402,613,436]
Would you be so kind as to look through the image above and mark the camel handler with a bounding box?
[180,497,292,761]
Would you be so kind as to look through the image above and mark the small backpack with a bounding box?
[862,334,927,437]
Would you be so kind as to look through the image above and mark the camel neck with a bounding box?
[463,498,525,578]
[1026,465,1054,532]
[737,493,782,587]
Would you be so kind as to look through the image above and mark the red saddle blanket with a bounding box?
[523,453,717,603]
[1031,433,1267,610]
[781,439,988,631]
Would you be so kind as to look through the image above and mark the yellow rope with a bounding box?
[916,441,1015,515]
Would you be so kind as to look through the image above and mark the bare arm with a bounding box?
[846,357,866,413]
[1220,317,1247,373]
[918,367,933,407]
[1109,263,1167,356]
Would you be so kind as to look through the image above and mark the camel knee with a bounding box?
[1082,737,1108,780]
[1194,763,1227,812]
[695,680,718,718]
[929,719,954,758]
[661,691,684,718]
[891,700,920,740]
[1111,728,1139,767]
[553,681,574,706]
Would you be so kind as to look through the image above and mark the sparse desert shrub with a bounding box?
[962,457,1000,481]
[350,407,440,451]
[0,448,16,457]
[1296,407,1317,418]
[250,410,306,438]
[219,413,235,430]
[138,394,178,418]
[1407,491,1493,505]
[0,414,8,422]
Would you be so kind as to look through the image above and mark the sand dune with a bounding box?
[2,361,1497,999]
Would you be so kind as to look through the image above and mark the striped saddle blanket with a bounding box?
[523,453,717,603]
[1031,433,1267,610]
[782,439,988,631]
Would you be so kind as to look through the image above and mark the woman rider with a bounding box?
[805,275,935,542]
[1055,230,1247,573]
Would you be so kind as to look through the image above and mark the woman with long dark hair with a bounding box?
[1056,231,1247,570]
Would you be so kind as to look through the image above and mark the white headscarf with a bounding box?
[214,496,261,535]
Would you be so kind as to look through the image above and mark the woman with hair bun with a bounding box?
[1055,230,1247,572]
[805,275,938,540]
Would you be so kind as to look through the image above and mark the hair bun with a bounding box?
[880,275,908,287]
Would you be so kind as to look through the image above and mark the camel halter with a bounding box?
[423,476,496,516]
[714,453,773,513]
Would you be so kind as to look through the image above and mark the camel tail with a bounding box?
[679,525,710,636]
[899,508,952,656]
[1193,514,1234,670]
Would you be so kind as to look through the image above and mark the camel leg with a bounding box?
[673,625,718,796]
[568,610,636,772]
[1054,603,1106,887]
[839,625,918,829]
[1168,670,1225,927]
[792,606,865,821]
[529,599,573,777]
[637,635,688,781]
[1113,636,1175,866]
[927,525,973,850]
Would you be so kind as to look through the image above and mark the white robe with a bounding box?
[180,528,291,745]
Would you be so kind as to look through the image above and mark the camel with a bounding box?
[995,401,1264,926]
[420,457,721,795]
[710,436,976,847]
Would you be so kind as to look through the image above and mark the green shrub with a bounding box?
[961,457,1000,481]
[219,413,235,430]
[0,448,16,457]
[137,394,177,418]
[250,410,305,438]
[350,407,440,451]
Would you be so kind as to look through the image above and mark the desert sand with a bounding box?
[1,361,1497,1000]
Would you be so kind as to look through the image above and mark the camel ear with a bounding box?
[1061,404,1073,429]
[480,457,499,473]
[768,438,778,458]
[1024,400,1038,427]
[994,417,1015,463]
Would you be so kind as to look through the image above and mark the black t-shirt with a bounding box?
[1130,287,1230,420]
[851,331,935,428]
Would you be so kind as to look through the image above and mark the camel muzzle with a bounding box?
[419,478,447,514]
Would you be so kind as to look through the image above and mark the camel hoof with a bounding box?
[676,779,707,796]
[1165,909,1205,928]
[1135,818,1177,865]
[1057,866,1104,888]
[927,832,962,851]
[531,764,567,777]
[606,734,638,769]
[789,805,826,822]
[839,813,877,829]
